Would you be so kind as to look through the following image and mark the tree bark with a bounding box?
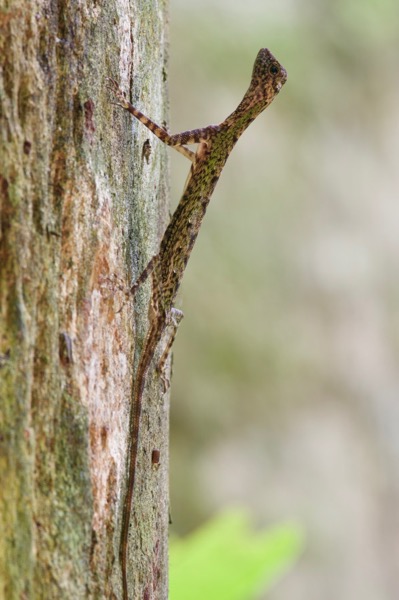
[0,1,170,598]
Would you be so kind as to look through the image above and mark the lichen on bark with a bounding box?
[0,1,170,598]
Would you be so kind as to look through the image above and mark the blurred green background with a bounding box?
[167,0,399,598]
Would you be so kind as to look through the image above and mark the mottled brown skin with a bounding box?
[109,48,287,600]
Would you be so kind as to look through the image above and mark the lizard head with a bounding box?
[250,48,287,105]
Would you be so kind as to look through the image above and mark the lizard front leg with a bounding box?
[108,78,219,161]
[108,78,194,161]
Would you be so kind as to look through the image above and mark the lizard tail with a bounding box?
[120,318,163,599]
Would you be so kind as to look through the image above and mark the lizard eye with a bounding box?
[269,64,279,76]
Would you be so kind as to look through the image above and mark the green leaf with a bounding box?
[170,509,304,600]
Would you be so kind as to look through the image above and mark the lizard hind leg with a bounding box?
[111,254,159,314]
[130,254,159,296]
[157,308,184,392]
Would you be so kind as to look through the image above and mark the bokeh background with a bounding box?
[167,0,399,598]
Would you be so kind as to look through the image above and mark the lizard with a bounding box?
[108,47,287,600]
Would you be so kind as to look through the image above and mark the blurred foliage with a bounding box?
[167,0,399,598]
[170,510,304,600]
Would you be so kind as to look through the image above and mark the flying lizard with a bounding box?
[108,47,287,599]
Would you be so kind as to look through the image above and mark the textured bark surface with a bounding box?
[0,1,170,598]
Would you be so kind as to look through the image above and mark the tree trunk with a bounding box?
[0,1,170,598]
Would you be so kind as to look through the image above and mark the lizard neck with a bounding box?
[221,94,267,139]
[221,79,280,139]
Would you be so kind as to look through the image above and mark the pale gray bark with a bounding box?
[0,1,170,598]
